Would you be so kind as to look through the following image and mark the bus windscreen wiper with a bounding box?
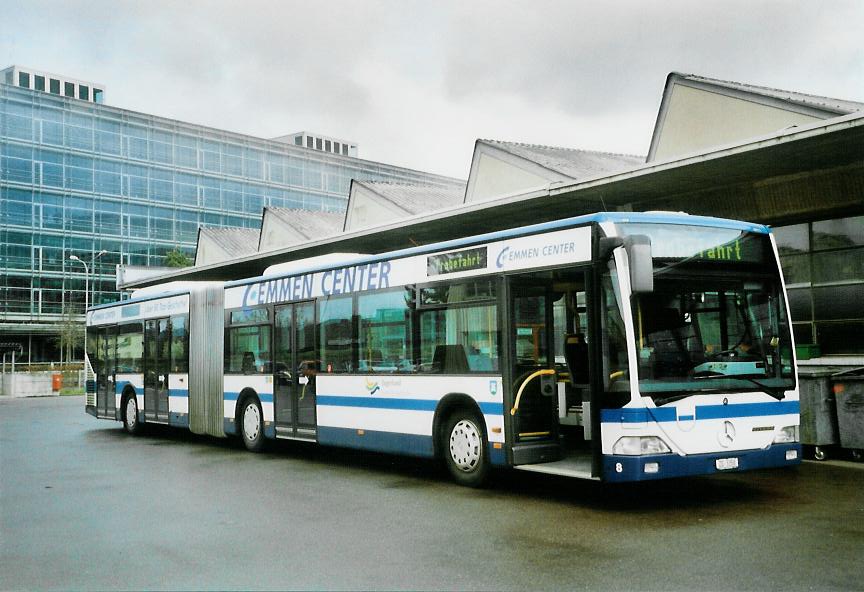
[653,393,696,406]
[692,373,785,400]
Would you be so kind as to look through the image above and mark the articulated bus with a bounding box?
[85,212,801,486]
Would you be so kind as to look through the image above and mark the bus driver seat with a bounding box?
[564,333,589,385]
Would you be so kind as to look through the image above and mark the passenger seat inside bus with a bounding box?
[563,333,590,414]
[432,345,470,373]
[242,351,257,374]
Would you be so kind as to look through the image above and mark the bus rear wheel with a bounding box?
[443,412,489,487]
[240,398,264,452]
[122,394,141,435]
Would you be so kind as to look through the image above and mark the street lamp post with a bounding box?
[69,255,89,312]
[68,255,89,379]
[91,249,107,307]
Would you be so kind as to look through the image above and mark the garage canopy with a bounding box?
[124,113,864,289]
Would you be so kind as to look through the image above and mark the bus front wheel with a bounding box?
[443,412,489,487]
[240,398,264,452]
[122,394,141,436]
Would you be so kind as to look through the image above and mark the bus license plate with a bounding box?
[716,457,739,470]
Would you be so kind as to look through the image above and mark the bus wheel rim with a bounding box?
[243,404,260,441]
[126,397,136,428]
[449,419,481,472]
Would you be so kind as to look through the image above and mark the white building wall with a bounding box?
[194,234,233,266]
[344,185,406,231]
[465,152,553,203]
[652,84,822,162]
[259,212,303,252]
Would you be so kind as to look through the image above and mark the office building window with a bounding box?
[316,138,322,150]
[64,82,75,97]
[49,79,60,94]
[19,71,31,88]
[93,88,103,103]
[294,135,302,146]
[306,136,313,149]
[325,140,331,152]
[776,214,864,355]
[79,85,90,101]
[34,75,45,91]
[342,143,348,155]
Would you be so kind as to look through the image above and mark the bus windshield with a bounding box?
[620,224,795,401]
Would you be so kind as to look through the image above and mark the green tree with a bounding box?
[52,305,85,369]
[165,248,192,268]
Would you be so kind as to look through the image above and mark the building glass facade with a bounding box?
[0,83,461,363]
[774,215,864,355]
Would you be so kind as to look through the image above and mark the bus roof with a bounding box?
[91,211,768,311]
[223,211,768,290]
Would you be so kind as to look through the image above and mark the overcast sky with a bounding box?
[3,0,863,179]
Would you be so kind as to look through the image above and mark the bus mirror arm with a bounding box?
[597,237,624,261]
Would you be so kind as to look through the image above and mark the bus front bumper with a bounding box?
[602,443,802,482]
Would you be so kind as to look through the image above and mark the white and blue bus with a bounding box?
[86,212,801,486]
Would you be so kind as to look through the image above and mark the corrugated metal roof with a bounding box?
[198,227,260,257]
[266,208,344,240]
[677,73,864,115]
[480,140,644,180]
[355,181,466,214]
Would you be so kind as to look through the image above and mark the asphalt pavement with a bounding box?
[1,395,863,591]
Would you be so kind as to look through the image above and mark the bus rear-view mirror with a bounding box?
[625,235,654,293]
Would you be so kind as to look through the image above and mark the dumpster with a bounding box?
[832,367,864,462]
[798,367,839,460]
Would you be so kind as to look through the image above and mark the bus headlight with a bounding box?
[773,425,799,444]
[613,436,672,456]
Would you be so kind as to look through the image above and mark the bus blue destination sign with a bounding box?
[427,247,487,276]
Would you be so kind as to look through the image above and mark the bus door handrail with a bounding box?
[510,368,556,416]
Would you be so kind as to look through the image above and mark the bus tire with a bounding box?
[443,411,489,487]
[122,393,141,436]
[240,397,264,452]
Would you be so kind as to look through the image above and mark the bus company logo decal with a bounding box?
[489,380,498,396]
[365,378,380,395]
[718,421,736,447]
[495,239,580,269]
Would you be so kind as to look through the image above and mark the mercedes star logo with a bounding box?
[718,421,736,448]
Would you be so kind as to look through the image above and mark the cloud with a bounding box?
[2,0,863,178]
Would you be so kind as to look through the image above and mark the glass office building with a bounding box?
[774,216,864,356]
[0,81,461,363]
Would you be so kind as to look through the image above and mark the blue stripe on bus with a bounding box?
[318,426,435,458]
[695,400,799,419]
[317,395,503,415]
[223,391,274,403]
[601,400,799,423]
[111,386,187,397]
[318,427,509,466]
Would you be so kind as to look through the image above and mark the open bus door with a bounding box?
[508,282,559,459]
[507,269,599,479]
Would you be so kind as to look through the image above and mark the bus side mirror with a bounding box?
[625,235,653,293]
